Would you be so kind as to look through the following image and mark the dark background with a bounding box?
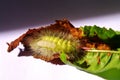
[1,0,120,32]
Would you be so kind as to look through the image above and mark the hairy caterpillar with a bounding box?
[29,29,80,61]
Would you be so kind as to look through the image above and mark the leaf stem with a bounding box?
[86,50,120,54]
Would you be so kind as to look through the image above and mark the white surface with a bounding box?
[1,13,120,80]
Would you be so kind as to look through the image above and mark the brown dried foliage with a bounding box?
[7,19,83,64]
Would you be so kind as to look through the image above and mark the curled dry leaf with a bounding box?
[7,19,83,64]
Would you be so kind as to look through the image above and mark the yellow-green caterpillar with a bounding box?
[30,29,80,61]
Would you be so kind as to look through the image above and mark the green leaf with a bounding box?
[60,52,68,64]
[115,31,120,35]
[82,26,120,50]
[82,25,116,40]
[60,50,120,80]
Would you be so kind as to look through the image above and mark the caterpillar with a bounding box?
[29,29,80,61]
